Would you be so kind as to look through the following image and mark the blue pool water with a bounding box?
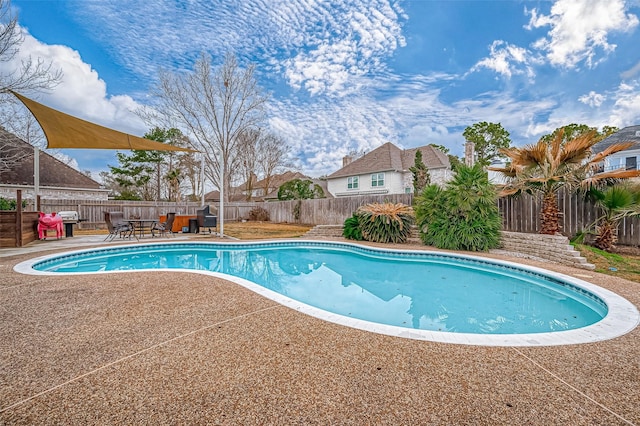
[32,242,607,335]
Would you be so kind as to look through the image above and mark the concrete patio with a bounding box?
[1,236,638,425]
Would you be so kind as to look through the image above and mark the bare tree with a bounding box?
[257,132,292,197]
[147,52,268,202]
[0,0,62,95]
[234,128,260,200]
[0,0,62,173]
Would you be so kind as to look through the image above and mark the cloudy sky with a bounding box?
[6,0,640,179]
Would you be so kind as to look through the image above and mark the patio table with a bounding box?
[128,219,159,239]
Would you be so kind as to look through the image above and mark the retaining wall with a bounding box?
[499,231,595,270]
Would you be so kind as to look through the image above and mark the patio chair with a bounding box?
[151,212,176,238]
[104,211,134,241]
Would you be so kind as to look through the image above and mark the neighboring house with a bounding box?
[326,142,452,197]
[487,159,509,185]
[0,129,108,201]
[262,177,331,201]
[237,171,309,201]
[592,125,640,172]
[203,190,246,203]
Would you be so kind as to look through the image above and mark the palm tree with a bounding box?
[489,130,640,235]
[590,185,640,251]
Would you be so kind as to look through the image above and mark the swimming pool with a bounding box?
[15,240,639,346]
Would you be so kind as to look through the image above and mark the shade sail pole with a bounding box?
[219,152,224,238]
[34,146,39,203]
[200,155,205,207]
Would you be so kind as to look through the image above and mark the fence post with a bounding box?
[16,190,23,247]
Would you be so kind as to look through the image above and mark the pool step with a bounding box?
[303,224,344,239]
[499,231,595,270]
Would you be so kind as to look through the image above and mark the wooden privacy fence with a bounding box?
[261,194,414,224]
[499,190,640,246]
[36,194,415,229]
[18,190,640,246]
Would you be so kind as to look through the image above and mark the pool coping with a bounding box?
[13,239,640,347]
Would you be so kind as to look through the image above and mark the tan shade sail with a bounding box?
[12,91,196,152]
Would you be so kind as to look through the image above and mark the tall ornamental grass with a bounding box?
[356,202,415,244]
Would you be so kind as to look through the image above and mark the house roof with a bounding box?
[327,142,450,179]
[0,128,102,189]
[263,177,332,200]
[592,125,640,153]
[237,171,309,191]
[203,190,247,202]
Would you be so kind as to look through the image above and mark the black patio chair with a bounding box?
[151,212,176,238]
[104,211,134,241]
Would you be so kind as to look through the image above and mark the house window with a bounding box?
[347,176,359,189]
[626,156,637,170]
[371,173,385,187]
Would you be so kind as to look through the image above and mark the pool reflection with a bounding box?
[45,246,604,334]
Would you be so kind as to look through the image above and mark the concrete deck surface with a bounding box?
[1,236,638,425]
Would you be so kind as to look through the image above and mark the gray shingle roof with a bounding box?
[592,125,640,153]
[327,142,450,179]
[0,128,101,189]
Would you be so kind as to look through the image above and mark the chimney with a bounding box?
[464,141,475,166]
[343,155,353,167]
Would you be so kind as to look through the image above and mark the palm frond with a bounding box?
[589,142,636,164]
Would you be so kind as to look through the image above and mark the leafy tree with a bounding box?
[489,130,640,235]
[109,150,157,200]
[429,143,463,172]
[107,127,190,201]
[143,127,189,201]
[539,123,618,145]
[462,121,511,167]
[277,178,324,201]
[0,196,25,210]
[409,150,430,194]
[278,178,324,221]
[415,164,501,251]
[601,126,619,139]
[429,143,448,153]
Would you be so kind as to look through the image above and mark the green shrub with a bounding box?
[0,197,25,211]
[356,202,414,244]
[248,206,270,221]
[342,213,363,240]
[414,164,501,251]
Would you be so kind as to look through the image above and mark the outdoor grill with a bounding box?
[57,210,80,237]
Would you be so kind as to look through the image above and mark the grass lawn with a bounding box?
[574,243,640,283]
[75,221,313,240]
[221,221,313,239]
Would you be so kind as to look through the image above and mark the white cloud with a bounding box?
[621,60,640,80]
[526,0,639,68]
[578,91,606,107]
[72,0,406,98]
[8,26,147,136]
[610,81,640,127]
[472,40,539,79]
